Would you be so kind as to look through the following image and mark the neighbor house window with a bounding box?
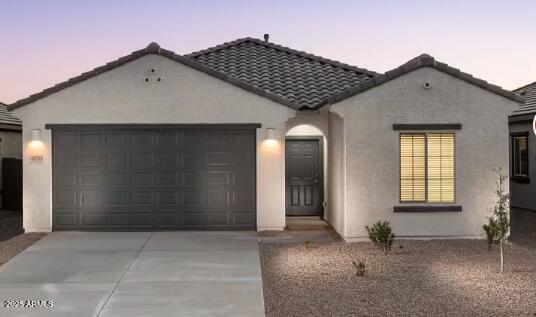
[400,133,455,203]
[511,133,529,179]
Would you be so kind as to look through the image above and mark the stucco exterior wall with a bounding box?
[330,67,518,240]
[12,54,295,232]
[0,130,22,190]
[327,112,345,235]
[509,120,536,211]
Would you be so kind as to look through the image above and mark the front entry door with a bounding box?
[285,138,323,216]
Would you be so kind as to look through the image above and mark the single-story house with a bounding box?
[509,81,536,212]
[8,37,522,240]
[0,102,22,208]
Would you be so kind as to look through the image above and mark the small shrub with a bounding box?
[304,240,311,248]
[352,260,366,276]
[366,221,395,254]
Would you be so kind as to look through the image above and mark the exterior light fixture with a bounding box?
[265,128,276,140]
[31,129,41,141]
[29,129,45,163]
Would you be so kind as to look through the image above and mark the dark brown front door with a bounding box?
[285,138,323,216]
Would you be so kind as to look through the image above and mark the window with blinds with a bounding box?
[400,133,455,203]
[400,134,426,202]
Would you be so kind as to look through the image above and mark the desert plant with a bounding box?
[352,260,366,276]
[366,221,395,254]
[483,223,494,248]
[482,167,510,273]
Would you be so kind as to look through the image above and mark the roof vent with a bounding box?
[263,34,269,42]
[146,42,161,53]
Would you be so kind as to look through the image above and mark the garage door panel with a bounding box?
[131,192,154,204]
[131,152,154,166]
[156,192,178,205]
[105,150,129,166]
[131,133,155,146]
[105,132,129,146]
[155,153,179,166]
[106,191,129,205]
[80,172,103,186]
[182,151,205,166]
[56,171,77,187]
[182,191,208,206]
[156,131,179,145]
[106,173,129,186]
[156,173,178,186]
[80,191,102,207]
[81,213,107,226]
[207,172,228,185]
[80,150,103,167]
[207,132,229,144]
[131,173,154,186]
[80,133,103,146]
[54,213,77,226]
[208,190,229,207]
[56,190,77,206]
[234,212,256,225]
[181,172,207,187]
[52,127,256,230]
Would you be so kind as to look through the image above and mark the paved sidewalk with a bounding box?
[0,231,264,317]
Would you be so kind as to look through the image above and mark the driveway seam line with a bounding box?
[95,232,155,317]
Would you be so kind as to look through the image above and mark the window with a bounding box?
[400,133,455,203]
[511,133,529,179]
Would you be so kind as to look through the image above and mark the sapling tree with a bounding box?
[482,168,510,273]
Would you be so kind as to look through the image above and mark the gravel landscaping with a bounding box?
[260,239,536,317]
[0,209,47,266]
[0,233,47,266]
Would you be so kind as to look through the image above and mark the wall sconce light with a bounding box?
[29,129,45,163]
[265,128,276,140]
[31,129,41,141]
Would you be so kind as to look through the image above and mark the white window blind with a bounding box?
[400,133,455,203]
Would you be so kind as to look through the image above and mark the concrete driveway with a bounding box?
[0,231,264,317]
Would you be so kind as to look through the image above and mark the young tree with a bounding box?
[482,168,510,273]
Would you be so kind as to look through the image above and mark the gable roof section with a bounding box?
[319,54,524,108]
[0,102,22,128]
[8,40,522,112]
[511,81,536,116]
[185,37,378,109]
[8,42,303,111]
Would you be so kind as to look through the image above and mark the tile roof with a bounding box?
[9,42,302,111]
[512,81,536,115]
[0,102,22,127]
[8,38,522,112]
[185,37,378,109]
[320,54,524,108]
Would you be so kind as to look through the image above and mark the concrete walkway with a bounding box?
[0,231,264,317]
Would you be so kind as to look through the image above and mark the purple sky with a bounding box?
[1,0,535,104]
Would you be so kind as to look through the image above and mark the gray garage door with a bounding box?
[51,125,257,231]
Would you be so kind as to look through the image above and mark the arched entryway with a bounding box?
[285,124,327,218]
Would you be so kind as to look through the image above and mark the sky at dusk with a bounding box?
[1,0,535,104]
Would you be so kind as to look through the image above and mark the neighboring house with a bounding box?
[8,37,521,240]
[0,102,22,206]
[509,81,536,212]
